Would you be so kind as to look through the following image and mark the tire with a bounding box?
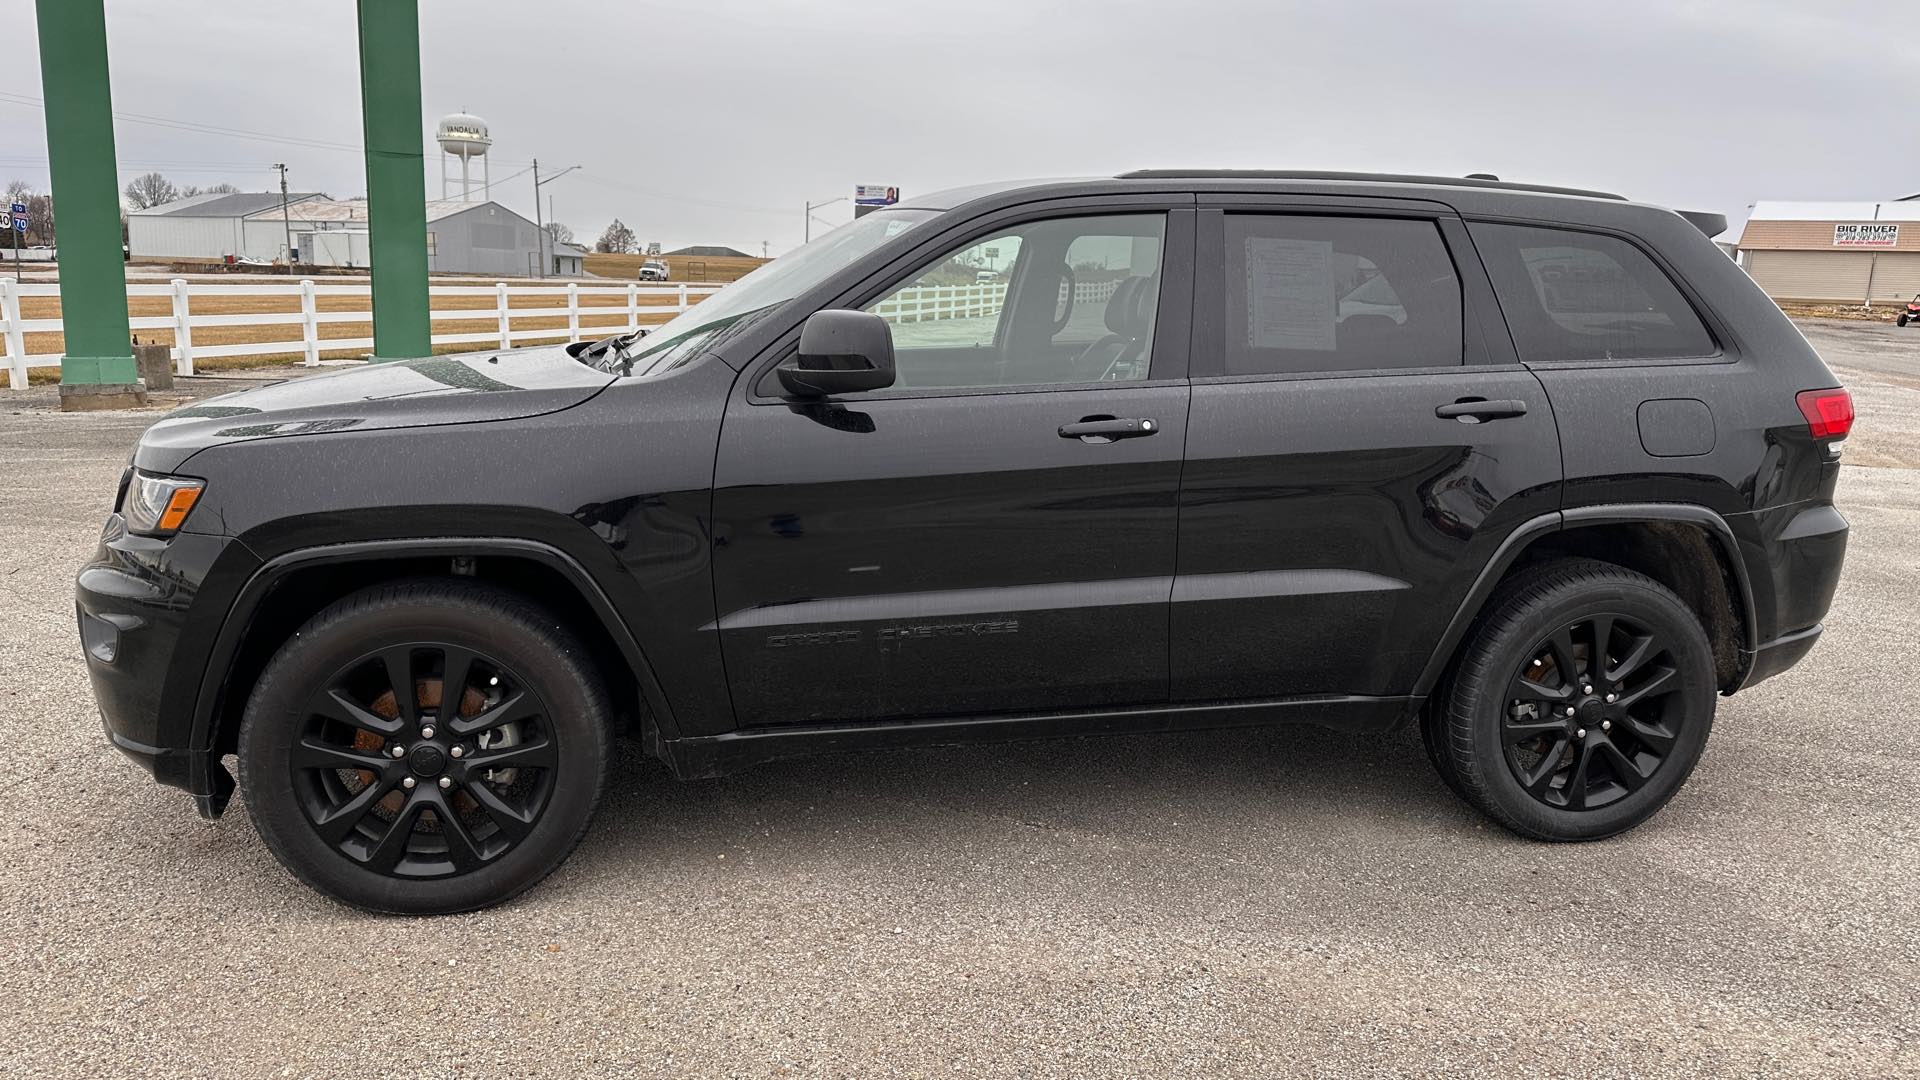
[238,580,612,914]
[1433,558,1716,841]
[1899,313,1909,328]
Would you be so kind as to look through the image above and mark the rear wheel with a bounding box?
[238,580,611,914]
[1433,559,1716,841]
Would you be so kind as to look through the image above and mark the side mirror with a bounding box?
[778,310,896,397]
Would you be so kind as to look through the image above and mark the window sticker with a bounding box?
[1246,237,1335,351]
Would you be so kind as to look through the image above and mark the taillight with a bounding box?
[1795,388,1853,440]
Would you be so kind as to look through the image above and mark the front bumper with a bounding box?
[76,519,257,813]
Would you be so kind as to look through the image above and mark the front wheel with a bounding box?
[1430,559,1716,841]
[1899,313,1910,327]
[238,580,612,914]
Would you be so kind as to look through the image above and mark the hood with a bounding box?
[135,344,614,473]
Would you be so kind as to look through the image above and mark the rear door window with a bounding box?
[1219,215,1463,376]
[1470,222,1716,363]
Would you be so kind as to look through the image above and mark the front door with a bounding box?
[713,208,1195,727]
[1172,201,1564,704]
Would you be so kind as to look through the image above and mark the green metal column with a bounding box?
[356,0,431,360]
[35,0,135,386]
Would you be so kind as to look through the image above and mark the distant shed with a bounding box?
[1736,197,1920,303]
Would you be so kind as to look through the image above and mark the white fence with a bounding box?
[871,279,1124,327]
[0,278,722,389]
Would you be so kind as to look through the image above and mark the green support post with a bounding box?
[35,0,138,393]
[356,0,431,360]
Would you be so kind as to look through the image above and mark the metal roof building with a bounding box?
[1735,197,1920,304]
[127,193,556,276]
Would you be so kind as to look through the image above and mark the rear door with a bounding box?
[1172,197,1563,703]
[711,205,1195,726]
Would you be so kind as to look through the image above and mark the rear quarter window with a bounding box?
[1470,222,1716,363]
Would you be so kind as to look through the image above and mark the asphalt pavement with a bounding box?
[0,324,1915,1078]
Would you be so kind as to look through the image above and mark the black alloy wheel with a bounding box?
[1429,558,1716,841]
[240,580,610,914]
[293,643,557,878]
[1500,614,1683,811]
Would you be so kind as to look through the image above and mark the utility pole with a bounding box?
[273,162,293,273]
[804,196,845,244]
[531,160,580,279]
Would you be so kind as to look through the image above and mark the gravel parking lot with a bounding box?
[2,323,1915,1078]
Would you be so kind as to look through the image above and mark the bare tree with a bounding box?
[544,221,574,246]
[123,172,179,210]
[181,182,241,198]
[594,218,636,254]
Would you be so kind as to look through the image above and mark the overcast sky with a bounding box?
[1,0,1914,253]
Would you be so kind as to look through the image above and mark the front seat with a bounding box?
[1073,276,1158,380]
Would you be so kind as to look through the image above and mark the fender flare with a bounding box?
[1408,503,1759,705]
[185,536,678,817]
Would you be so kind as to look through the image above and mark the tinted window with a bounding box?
[866,214,1165,389]
[1222,215,1462,376]
[1471,223,1715,363]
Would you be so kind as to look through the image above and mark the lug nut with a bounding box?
[421,725,435,739]
[1582,684,1593,695]
[1565,706,1577,717]
[438,776,452,790]
[402,777,416,790]
[1575,728,1586,739]
[1601,720,1612,731]
[390,744,406,758]
[450,745,465,759]
[1605,693,1618,703]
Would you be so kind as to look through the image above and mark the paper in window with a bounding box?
[1246,237,1335,351]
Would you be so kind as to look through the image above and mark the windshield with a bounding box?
[625,208,940,375]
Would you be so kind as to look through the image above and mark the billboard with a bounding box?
[1833,223,1900,248]
[854,185,900,207]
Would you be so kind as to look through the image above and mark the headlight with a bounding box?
[120,470,205,536]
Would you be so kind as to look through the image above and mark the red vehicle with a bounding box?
[1898,294,1920,327]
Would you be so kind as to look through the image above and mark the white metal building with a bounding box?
[128,193,558,276]
[126,191,330,264]
[1736,197,1920,303]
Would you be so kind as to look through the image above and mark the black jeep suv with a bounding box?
[79,172,1852,914]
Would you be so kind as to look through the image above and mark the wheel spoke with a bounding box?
[1588,615,1616,672]
[290,737,390,774]
[1606,632,1659,684]
[1522,737,1569,792]
[460,733,557,774]
[1562,740,1597,809]
[312,775,397,844]
[312,688,402,739]
[437,647,476,719]
[1503,717,1568,745]
[1624,716,1678,756]
[1511,673,1572,706]
[1595,739,1648,792]
[1548,627,1582,686]
[448,689,539,738]
[1615,665,1678,711]
[465,782,538,843]
[430,791,485,871]
[379,647,420,726]
[364,796,427,873]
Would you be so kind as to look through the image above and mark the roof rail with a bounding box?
[1116,169,1626,201]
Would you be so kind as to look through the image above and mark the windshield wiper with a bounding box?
[565,328,651,375]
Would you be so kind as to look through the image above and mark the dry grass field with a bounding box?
[585,252,768,283]
[9,283,700,383]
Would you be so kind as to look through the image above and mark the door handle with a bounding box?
[1059,416,1159,442]
[1435,398,1529,423]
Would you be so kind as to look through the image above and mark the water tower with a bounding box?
[436,112,492,202]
